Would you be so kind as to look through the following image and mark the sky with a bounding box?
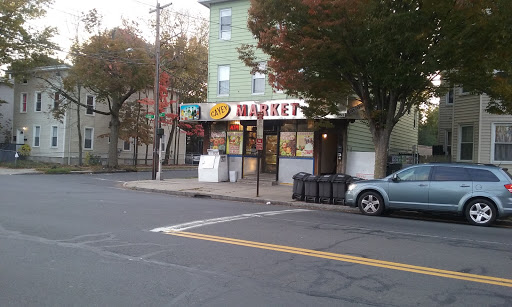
[35,0,210,60]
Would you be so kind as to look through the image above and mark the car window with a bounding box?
[396,166,431,181]
[467,168,500,182]
[432,166,470,181]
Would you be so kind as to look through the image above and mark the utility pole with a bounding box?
[150,2,172,180]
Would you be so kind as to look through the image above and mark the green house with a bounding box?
[183,0,419,183]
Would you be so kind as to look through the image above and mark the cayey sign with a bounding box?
[209,103,231,119]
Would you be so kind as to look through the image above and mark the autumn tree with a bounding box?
[70,26,154,168]
[0,0,55,68]
[243,0,512,178]
[158,10,208,163]
[118,97,153,165]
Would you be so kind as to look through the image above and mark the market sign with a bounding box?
[209,103,231,119]
[179,99,364,121]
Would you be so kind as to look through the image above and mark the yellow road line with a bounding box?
[164,231,512,288]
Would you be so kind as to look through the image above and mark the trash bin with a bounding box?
[331,173,352,205]
[292,172,310,201]
[318,174,335,204]
[229,171,238,182]
[304,174,319,203]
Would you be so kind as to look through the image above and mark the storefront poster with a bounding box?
[210,131,226,152]
[296,132,314,157]
[227,132,243,155]
[280,132,296,156]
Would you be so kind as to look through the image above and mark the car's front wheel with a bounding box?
[465,199,497,226]
[358,191,385,216]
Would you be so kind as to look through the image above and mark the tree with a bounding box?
[242,0,512,178]
[0,0,55,68]
[158,11,208,163]
[70,27,154,168]
[160,10,208,104]
[119,96,153,165]
[418,105,439,146]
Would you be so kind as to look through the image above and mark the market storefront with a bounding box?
[180,99,362,184]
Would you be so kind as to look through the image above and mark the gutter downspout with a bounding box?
[478,94,483,163]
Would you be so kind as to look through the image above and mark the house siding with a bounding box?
[390,110,418,154]
[479,95,512,169]
[207,0,288,102]
[12,68,187,165]
[452,88,480,162]
[437,93,453,147]
[0,81,14,143]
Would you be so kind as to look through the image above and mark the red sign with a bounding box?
[257,111,264,120]
[256,138,263,151]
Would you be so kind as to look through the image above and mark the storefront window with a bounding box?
[281,121,297,132]
[280,132,296,156]
[245,126,257,156]
[227,132,243,155]
[210,131,226,153]
[296,132,314,157]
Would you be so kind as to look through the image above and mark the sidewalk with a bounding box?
[123,178,360,213]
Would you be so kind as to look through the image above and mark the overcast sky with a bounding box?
[34,0,209,59]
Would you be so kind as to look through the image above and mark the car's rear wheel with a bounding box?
[465,199,497,226]
[358,191,385,216]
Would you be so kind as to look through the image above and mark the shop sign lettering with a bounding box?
[236,102,300,118]
[210,103,231,119]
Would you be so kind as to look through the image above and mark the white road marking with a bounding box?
[151,209,312,232]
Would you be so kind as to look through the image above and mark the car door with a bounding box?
[429,166,472,212]
[387,165,432,210]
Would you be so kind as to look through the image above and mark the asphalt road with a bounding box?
[1,172,511,306]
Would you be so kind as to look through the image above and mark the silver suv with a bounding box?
[345,163,512,226]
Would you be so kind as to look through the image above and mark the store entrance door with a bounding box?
[263,134,277,173]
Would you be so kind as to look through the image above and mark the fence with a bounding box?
[0,143,18,163]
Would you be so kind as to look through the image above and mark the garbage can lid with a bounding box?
[331,173,352,182]
[292,172,311,179]
[305,174,319,181]
[317,174,335,182]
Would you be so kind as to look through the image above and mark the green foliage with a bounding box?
[160,10,208,104]
[18,144,31,157]
[69,22,155,168]
[0,0,56,67]
[418,105,439,146]
[84,152,101,166]
[243,0,512,178]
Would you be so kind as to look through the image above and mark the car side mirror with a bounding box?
[392,174,399,182]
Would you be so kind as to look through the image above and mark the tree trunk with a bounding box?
[371,128,392,179]
[108,100,121,168]
[164,121,176,164]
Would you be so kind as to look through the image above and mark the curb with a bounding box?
[122,183,361,214]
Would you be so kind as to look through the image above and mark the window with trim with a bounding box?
[84,127,93,149]
[86,95,95,115]
[54,92,60,110]
[33,126,41,147]
[459,125,473,161]
[218,65,230,96]
[51,126,58,147]
[20,93,27,113]
[35,92,42,112]
[123,139,131,151]
[252,62,266,95]
[446,88,454,104]
[492,124,512,162]
[219,8,231,40]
